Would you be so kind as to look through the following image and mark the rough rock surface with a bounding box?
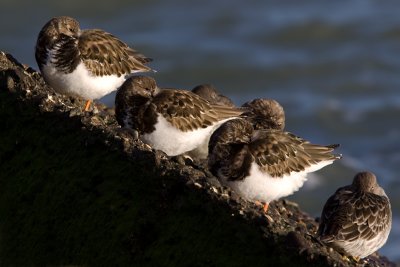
[0,51,396,267]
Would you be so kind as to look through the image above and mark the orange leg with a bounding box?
[84,100,92,111]
[263,202,269,213]
[255,201,269,213]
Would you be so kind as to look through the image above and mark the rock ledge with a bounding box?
[0,51,395,267]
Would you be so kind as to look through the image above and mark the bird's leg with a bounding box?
[263,202,269,213]
[84,100,92,111]
[255,201,269,213]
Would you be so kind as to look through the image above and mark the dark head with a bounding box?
[208,118,254,181]
[38,16,80,43]
[242,98,285,130]
[115,76,158,128]
[35,16,81,68]
[209,118,253,151]
[119,76,158,99]
[352,171,383,195]
[192,84,218,99]
[192,84,235,107]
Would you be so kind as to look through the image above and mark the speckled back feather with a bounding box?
[318,185,391,242]
[79,29,152,77]
[35,16,153,77]
[208,118,341,181]
[152,89,244,132]
[251,130,340,177]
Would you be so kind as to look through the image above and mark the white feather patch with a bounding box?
[223,160,335,203]
[141,114,232,156]
[41,61,126,100]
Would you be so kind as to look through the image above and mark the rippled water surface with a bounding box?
[1,0,399,262]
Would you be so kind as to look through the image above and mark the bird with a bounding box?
[187,84,236,159]
[241,98,285,131]
[208,117,341,212]
[191,87,286,131]
[192,86,285,131]
[35,16,153,111]
[318,171,392,259]
[191,84,235,107]
[115,76,245,157]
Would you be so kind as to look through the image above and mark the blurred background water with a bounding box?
[1,0,399,262]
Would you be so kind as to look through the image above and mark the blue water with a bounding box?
[1,0,399,262]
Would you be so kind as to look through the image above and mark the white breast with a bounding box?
[186,138,210,159]
[141,115,232,156]
[223,160,335,203]
[42,60,126,100]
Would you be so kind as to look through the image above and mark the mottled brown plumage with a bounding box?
[115,75,159,133]
[208,118,341,206]
[153,89,242,132]
[318,172,392,258]
[208,118,254,181]
[242,98,285,130]
[249,130,339,178]
[209,118,340,181]
[35,16,152,77]
[35,16,153,105]
[115,76,244,156]
[192,84,235,107]
[35,16,81,73]
[78,29,152,77]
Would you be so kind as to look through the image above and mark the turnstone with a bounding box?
[188,84,236,159]
[241,98,285,130]
[115,76,245,157]
[35,16,153,110]
[318,171,392,259]
[208,118,341,211]
[192,84,235,107]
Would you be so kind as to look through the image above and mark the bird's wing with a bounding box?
[152,89,243,132]
[79,29,152,76]
[319,188,391,242]
[249,130,339,177]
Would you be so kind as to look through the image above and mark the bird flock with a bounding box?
[34,16,392,260]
